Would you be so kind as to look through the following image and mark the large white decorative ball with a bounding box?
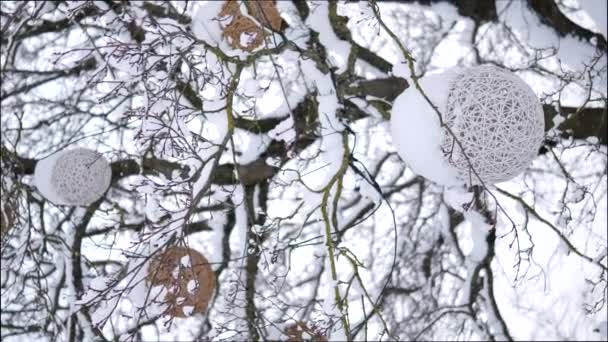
[391,66,544,186]
[441,66,545,184]
[35,148,111,205]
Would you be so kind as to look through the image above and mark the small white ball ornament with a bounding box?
[391,66,544,186]
[35,148,112,205]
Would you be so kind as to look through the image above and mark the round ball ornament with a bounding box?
[146,247,216,318]
[390,65,544,186]
[35,148,112,206]
[441,66,545,184]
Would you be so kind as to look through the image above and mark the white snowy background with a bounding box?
[1,0,606,341]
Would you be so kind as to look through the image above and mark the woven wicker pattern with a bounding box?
[245,1,283,31]
[441,66,544,184]
[146,247,216,318]
[219,0,283,51]
[50,148,111,205]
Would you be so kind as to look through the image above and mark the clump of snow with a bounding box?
[182,305,195,316]
[187,279,198,294]
[34,151,65,205]
[444,187,474,210]
[551,114,566,129]
[305,2,351,73]
[267,116,295,143]
[191,2,225,45]
[239,32,257,48]
[572,0,607,38]
[586,136,599,144]
[390,71,462,186]
[463,210,490,262]
[496,0,600,72]
[180,255,192,267]
[565,183,586,204]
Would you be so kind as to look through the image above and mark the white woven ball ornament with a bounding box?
[49,148,112,205]
[440,66,545,184]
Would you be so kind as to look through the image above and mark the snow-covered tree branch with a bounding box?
[1,1,606,341]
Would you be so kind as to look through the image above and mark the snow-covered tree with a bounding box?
[1,1,606,341]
